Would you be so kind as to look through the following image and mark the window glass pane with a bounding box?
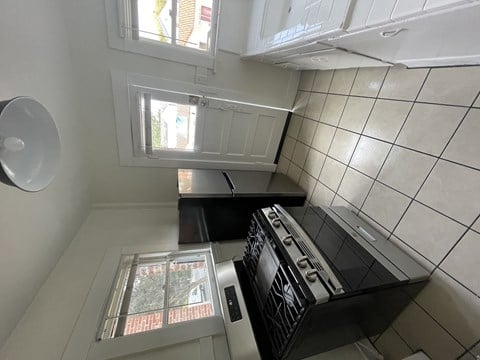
[168,254,213,324]
[176,0,213,51]
[137,0,172,43]
[99,251,214,340]
[128,261,167,314]
[168,255,212,308]
[150,98,196,151]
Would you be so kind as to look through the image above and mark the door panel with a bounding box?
[197,99,287,165]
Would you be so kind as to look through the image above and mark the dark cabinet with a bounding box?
[178,169,306,243]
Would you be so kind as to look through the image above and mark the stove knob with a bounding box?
[282,235,293,246]
[305,269,317,282]
[296,256,309,268]
[272,219,281,228]
[268,211,276,219]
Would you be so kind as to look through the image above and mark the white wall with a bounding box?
[60,0,299,204]
[0,0,91,349]
[0,206,227,360]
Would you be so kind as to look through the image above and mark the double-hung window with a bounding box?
[105,0,219,68]
[98,250,215,340]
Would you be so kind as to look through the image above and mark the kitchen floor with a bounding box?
[278,66,480,359]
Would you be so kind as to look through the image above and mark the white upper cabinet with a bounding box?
[243,0,352,56]
[331,2,480,68]
[243,0,480,69]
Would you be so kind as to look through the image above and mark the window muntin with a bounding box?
[99,251,214,340]
[124,0,215,53]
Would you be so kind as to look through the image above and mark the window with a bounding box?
[105,0,219,68]
[98,251,214,340]
[136,90,198,155]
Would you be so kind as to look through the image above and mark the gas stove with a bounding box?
[215,205,429,360]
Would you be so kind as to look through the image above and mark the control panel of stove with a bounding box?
[260,207,332,304]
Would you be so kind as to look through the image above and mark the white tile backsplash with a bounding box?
[415,270,480,349]
[375,327,413,360]
[312,69,333,93]
[292,91,309,116]
[363,99,412,142]
[297,118,318,146]
[319,94,348,126]
[327,129,359,164]
[379,67,428,101]
[394,201,467,264]
[393,302,466,359]
[443,108,480,170]
[298,70,316,91]
[311,123,336,154]
[287,162,302,183]
[281,66,480,359]
[303,148,326,179]
[292,141,309,167]
[396,103,467,156]
[418,67,480,106]
[287,115,303,138]
[441,230,480,296]
[329,68,357,94]
[305,92,326,120]
[337,168,374,208]
[362,182,410,231]
[311,181,335,206]
[281,136,295,159]
[351,67,388,97]
[416,160,480,225]
[377,146,436,197]
[338,96,375,133]
[350,136,391,178]
[299,172,317,201]
[319,157,347,191]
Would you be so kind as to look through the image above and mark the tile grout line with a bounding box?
[310,68,359,205]
[292,133,477,231]
[434,212,480,273]
[287,129,480,176]
[408,92,479,271]
[370,68,431,233]
[307,90,476,109]
[325,68,360,205]
[296,69,337,199]
[333,67,391,208]
[357,68,430,221]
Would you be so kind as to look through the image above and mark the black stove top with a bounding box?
[285,206,405,295]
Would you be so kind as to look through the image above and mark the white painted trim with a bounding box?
[111,69,284,171]
[63,245,224,360]
[105,0,217,69]
[88,317,225,360]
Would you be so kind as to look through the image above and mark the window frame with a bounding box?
[105,0,219,69]
[98,250,216,340]
[130,86,203,158]
[63,244,224,360]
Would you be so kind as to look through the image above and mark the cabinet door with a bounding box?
[274,48,391,70]
[330,3,480,67]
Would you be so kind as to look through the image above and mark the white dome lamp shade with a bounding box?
[0,97,60,192]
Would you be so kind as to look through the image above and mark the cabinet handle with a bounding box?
[380,28,405,38]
